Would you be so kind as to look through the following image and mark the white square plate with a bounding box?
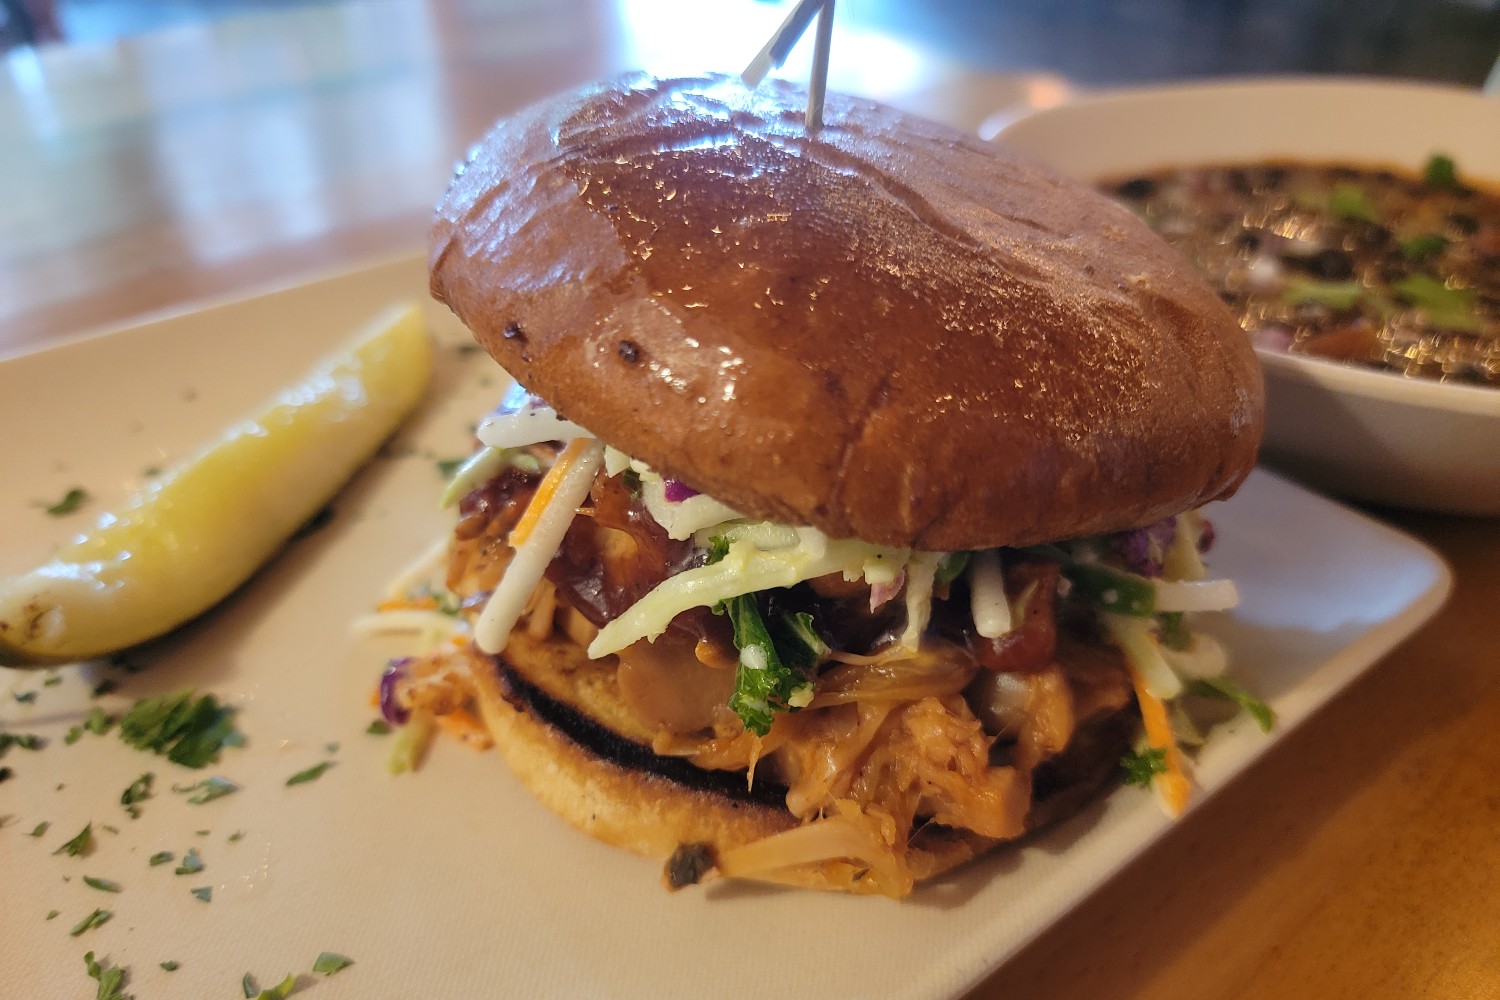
[0,254,1450,999]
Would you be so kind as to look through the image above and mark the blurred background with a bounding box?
[5,0,1499,82]
[3,0,1499,351]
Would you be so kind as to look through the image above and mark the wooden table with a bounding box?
[3,3,1496,997]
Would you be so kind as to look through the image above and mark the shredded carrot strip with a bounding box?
[509,438,591,547]
[368,685,380,709]
[1124,657,1191,816]
[435,706,490,748]
[376,595,438,612]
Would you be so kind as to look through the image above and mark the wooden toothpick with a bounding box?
[741,0,836,131]
[805,0,835,130]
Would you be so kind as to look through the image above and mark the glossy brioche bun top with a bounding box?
[430,73,1263,550]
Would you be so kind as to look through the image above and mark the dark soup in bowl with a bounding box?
[1105,156,1500,386]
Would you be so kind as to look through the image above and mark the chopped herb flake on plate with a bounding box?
[174,775,239,804]
[286,761,336,786]
[39,487,89,516]
[118,690,240,768]
[54,823,94,857]
[69,908,113,936]
[83,950,129,1000]
[83,706,115,736]
[120,773,153,817]
[0,730,43,754]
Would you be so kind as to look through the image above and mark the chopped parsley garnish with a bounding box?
[228,829,246,842]
[1121,746,1168,787]
[54,823,94,857]
[64,725,85,745]
[46,909,59,920]
[83,950,130,1000]
[69,908,113,936]
[190,886,212,902]
[160,961,179,972]
[44,673,62,686]
[174,847,204,875]
[83,875,122,893]
[117,690,240,768]
[717,595,820,736]
[29,821,50,837]
[40,487,89,516]
[175,775,239,804]
[13,690,37,704]
[324,741,340,754]
[365,720,392,736]
[1424,153,1459,190]
[0,730,43,754]
[313,952,354,975]
[243,972,257,997]
[121,773,153,818]
[436,456,467,478]
[91,678,118,699]
[148,851,174,867]
[286,761,336,786]
[1188,677,1276,732]
[84,706,115,736]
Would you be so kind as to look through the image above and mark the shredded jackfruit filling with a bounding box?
[364,413,1269,896]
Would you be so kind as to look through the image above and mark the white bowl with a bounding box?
[996,78,1500,516]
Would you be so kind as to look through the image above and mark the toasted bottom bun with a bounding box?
[470,629,1133,893]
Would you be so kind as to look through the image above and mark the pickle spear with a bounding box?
[0,302,432,667]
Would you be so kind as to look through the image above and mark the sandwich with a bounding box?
[380,73,1265,897]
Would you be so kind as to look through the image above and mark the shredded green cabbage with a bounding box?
[587,527,912,658]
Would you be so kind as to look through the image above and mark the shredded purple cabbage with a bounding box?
[1198,518,1216,554]
[663,479,699,503]
[1110,517,1178,577]
[379,658,412,726]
